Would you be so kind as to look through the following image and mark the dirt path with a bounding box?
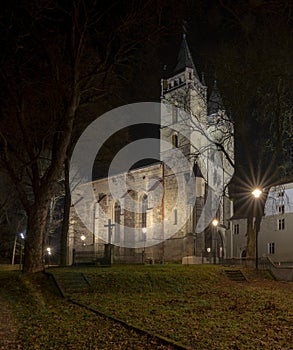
[0,295,20,349]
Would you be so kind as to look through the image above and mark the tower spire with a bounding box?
[174,34,200,80]
[208,80,224,115]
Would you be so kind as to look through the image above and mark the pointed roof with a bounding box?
[174,34,200,80]
[193,162,204,179]
[208,80,224,115]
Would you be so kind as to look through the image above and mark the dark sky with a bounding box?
[1,0,292,195]
[90,1,292,186]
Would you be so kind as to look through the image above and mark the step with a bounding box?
[224,270,247,282]
[52,272,91,297]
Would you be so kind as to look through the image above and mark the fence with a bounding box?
[73,249,107,265]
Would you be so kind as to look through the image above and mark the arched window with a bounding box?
[114,202,121,243]
[141,194,148,230]
[172,133,178,148]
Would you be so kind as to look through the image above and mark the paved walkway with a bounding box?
[0,295,20,349]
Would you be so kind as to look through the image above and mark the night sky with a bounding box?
[0,0,292,209]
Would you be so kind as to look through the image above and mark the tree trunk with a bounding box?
[246,215,255,262]
[60,158,71,266]
[23,198,51,273]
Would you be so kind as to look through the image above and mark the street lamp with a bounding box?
[212,219,219,264]
[252,188,262,198]
[252,188,262,270]
[142,227,147,263]
[46,247,52,267]
[212,219,219,227]
[81,235,86,246]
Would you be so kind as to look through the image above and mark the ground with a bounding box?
[0,264,292,349]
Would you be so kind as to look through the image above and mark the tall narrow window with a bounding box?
[234,223,239,235]
[174,208,178,225]
[172,106,178,123]
[114,202,121,243]
[141,194,148,230]
[278,218,285,230]
[172,133,178,148]
[278,205,285,214]
[268,242,275,254]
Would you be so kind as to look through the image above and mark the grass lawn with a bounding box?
[0,264,292,349]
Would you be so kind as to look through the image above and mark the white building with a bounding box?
[229,182,293,263]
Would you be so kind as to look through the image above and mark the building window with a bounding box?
[234,223,240,235]
[278,204,285,214]
[174,208,178,225]
[172,133,178,148]
[277,191,284,197]
[98,193,108,206]
[114,202,121,243]
[268,242,275,254]
[141,194,148,230]
[172,106,178,123]
[278,218,285,230]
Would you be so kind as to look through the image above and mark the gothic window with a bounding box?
[268,242,275,254]
[114,202,121,242]
[98,193,108,208]
[174,208,178,225]
[172,133,178,148]
[234,224,239,235]
[141,194,148,230]
[278,218,285,230]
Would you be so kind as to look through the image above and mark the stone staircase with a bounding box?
[224,269,247,282]
[51,272,91,297]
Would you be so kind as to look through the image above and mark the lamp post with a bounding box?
[212,219,219,264]
[142,227,147,263]
[19,233,25,270]
[46,247,52,266]
[252,188,262,270]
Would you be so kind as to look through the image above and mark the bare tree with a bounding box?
[0,0,165,272]
[212,0,293,261]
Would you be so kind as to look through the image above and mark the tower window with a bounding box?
[278,205,285,214]
[234,223,240,235]
[172,133,178,148]
[278,218,285,230]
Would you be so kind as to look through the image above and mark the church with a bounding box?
[68,35,234,265]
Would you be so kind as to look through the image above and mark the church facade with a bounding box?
[68,36,234,265]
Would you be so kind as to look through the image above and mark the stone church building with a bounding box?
[68,35,234,265]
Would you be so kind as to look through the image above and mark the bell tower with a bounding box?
[160,34,208,162]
